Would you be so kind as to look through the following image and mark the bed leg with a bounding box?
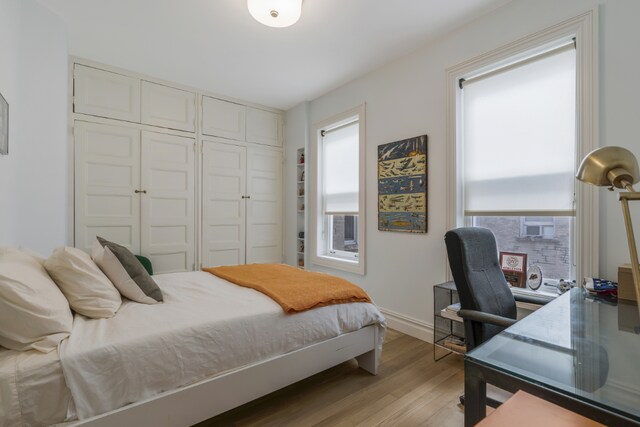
[356,348,379,375]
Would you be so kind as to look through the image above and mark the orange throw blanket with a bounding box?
[203,264,371,313]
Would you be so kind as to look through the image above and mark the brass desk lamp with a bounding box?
[576,146,640,309]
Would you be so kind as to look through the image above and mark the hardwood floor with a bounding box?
[196,329,465,427]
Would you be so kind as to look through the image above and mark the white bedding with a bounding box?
[0,347,73,427]
[59,271,385,420]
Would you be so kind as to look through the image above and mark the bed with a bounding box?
[1,271,385,427]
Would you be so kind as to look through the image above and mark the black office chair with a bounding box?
[445,227,517,350]
[444,227,549,406]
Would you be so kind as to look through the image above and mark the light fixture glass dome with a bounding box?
[247,0,302,28]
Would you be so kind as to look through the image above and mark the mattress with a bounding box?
[59,271,385,420]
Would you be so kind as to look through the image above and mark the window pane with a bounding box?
[330,215,358,253]
[525,225,541,236]
[472,216,574,281]
[344,215,355,241]
[463,48,576,215]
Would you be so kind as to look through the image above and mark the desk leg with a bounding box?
[464,359,486,427]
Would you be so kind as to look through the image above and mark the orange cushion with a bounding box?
[476,390,605,427]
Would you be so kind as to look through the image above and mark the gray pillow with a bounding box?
[92,237,163,304]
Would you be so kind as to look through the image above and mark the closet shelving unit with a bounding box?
[296,148,305,269]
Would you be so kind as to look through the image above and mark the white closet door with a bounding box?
[201,96,246,141]
[246,107,283,147]
[202,141,246,267]
[74,65,141,122]
[141,131,195,273]
[74,121,141,253]
[246,147,282,264]
[141,81,196,132]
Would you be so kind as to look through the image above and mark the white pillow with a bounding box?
[18,247,46,265]
[45,247,122,318]
[0,247,73,353]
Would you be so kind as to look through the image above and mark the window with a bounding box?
[331,215,358,251]
[472,216,573,280]
[521,217,555,239]
[310,105,365,274]
[343,215,357,245]
[447,12,598,282]
[461,42,577,281]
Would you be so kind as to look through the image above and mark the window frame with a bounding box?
[310,105,366,274]
[445,10,599,282]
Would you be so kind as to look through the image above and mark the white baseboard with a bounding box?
[379,307,433,343]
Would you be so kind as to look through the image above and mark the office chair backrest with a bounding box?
[444,227,517,350]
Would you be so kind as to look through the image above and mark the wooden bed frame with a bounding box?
[70,325,380,427]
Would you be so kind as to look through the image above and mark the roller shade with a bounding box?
[463,46,576,216]
[322,122,359,215]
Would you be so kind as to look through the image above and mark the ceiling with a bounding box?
[41,0,510,110]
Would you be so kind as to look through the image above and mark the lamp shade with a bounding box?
[576,146,640,189]
[248,0,302,28]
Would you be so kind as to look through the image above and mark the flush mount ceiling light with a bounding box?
[247,0,302,28]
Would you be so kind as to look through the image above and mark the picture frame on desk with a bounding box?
[500,251,527,288]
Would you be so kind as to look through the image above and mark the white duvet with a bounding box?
[59,271,385,420]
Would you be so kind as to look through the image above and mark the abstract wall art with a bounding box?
[378,135,427,233]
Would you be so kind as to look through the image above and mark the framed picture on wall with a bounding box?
[377,134,428,233]
[499,251,527,288]
[0,91,8,155]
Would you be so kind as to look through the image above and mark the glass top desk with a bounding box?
[464,288,640,426]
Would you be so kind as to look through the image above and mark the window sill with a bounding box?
[516,236,560,243]
[312,254,364,275]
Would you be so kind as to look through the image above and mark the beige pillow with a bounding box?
[45,247,122,318]
[18,247,46,264]
[0,247,73,353]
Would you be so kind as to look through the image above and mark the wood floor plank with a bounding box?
[245,333,439,426]
[353,369,463,427]
[195,329,465,427]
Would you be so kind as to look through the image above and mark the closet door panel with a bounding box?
[246,147,282,264]
[202,97,246,141]
[74,121,141,254]
[202,141,246,267]
[74,65,141,122]
[141,81,196,132]
[246,107,282,147]
[141,131,195,273]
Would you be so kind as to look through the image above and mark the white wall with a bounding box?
[284,0,640,340]
[0,0,68,254]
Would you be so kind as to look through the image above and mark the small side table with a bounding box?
[433,281,465,360]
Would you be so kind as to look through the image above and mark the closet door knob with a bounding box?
[135,190,147,194]
[241,195,251,199]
